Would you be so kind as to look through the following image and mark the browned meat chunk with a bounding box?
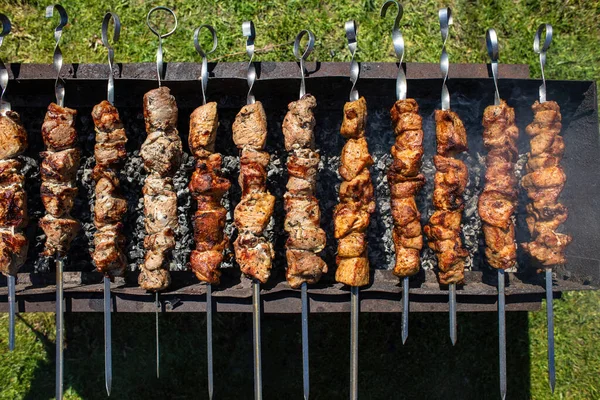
[234,233,274,284]
[232,101,268,150]
[189,102,218,156]
[286,248,327,288]
[282,94,316,151]
[190,250,223,285]
[40,148,80,184]
[339,137,374,181]
[234,192,276,235]
[39,214,80,257]
[143,87,178,132]
[434,109,468,156]
[340,97,367,139]
[41,103,78,151]
[0,111,28,159]
[0,230,28,276]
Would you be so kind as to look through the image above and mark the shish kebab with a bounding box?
[0,14,29,352]
[282,29,325,400]
[91,12,127,396]
[521,24,570,393]
[42,6,80,400]
[140,6,181,378]
[233,21,275,400]
[478,29,519,400]
[424,8,468,345]
[187,25,230,400]
[335,21,375,400]
[380,0,425,344]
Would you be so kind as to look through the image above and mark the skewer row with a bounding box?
[0,3,571,400]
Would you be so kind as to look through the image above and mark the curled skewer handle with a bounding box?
[345,20,359,102]
[0,14,11,113]
[45,4,68,107]
[486,28,500,105]
[293,29,315,99]
[193,25,217,106]
[439,7,452,111]
[102,12,121,105]
[146,6,178,87]
[534,23,552,103]
[380,0,406,100]
[242,21,256,105]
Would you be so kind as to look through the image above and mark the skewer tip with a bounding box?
[401,277,409,345]
[449,283,457,346]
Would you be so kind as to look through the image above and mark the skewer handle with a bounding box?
[350,286,359,400]
[55,258,64,400]
[252,281,262,400]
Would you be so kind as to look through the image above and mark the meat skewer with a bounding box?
[283,29,320,400]
[142,7,179,379]
[92,12,124,396]
[478,29,517,400]
[424,8,468,345]
[233,21,274,400]
[335,22,376,400]
[0,14,29,352]
[381,0,425,344]
[43,7,77,400]
[188,25,228,400]
[522,24,568,393]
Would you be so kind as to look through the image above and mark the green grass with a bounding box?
[0,0,599,399]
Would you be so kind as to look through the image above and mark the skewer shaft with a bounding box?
[8,275,16,351]
[155,292,160,379]
[546,268,556,393]
[55,259,64,400]
[498,269,507,400]
[207,283,214,400]
[402,277,409,344]
[252,281,262,400]
[301,282,310,400]
[350,286,359,400]
[449,283,457,345]
[103,276,112,396]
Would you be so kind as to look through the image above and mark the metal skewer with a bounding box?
[534,23,556,393]
[438,7,458,346]
[193,23,218,399]
[146,6,178,380]
[292,29,316,400]
[344,20,361,400]
[241,21,263,400]
[0,13,17,352]
[99,12,121,395]
[485,28,507,400]
[45,5,68,399]
[380,0,410,344]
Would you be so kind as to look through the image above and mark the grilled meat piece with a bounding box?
[139,87,182,291]
[387,99,425,278]
[92,100,127,167]
[0,184,27,228]
[0,230,28,276]
[478,100,519,270]
[93,167,127,228]
[189,102,218,156]
[0,111,28,160]
[39,214,80,257]
[335,97,374,287]
[286,248,327,288]
[40,182,77,218]
[522,100,571,266]
[282,94,317,151]
[232,102,268,150]
[233,100,275,283]
[426,109,469,285]
[40,148,80,183]
[41,103,78,152]
[92,225,127,278]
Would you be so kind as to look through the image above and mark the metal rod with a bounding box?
[155,292,160,378]
[402,277,409,344]
[380,0,406,101]
[292,30,315,99]
[8,274,15,351]
[45,5,68,107]
[350,286,359,400]
[449,283,457,345]
[207,283,214,400]
[193,25,217,106]
[0,13,12,113]
[345,21,359,102]
[498,269,507,400]
[242,21,256,105]
[301,282,310,400]
[252,280,262,400]
[438,7,453,111]
[534,24,552,104]
[55,258,64,400]
[546,268,556,393]
[146,7,178,88]
[103,276,112,396]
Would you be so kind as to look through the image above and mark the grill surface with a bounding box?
[0,62,597,313]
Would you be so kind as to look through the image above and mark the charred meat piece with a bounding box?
[521,100,571,266]
[335,97,374,287]
[39,214,80,257]
[92,100,127,167]
[0,230,28,276]
[233,100,275,283]
[41,103,78,152]
[434,109,468,157]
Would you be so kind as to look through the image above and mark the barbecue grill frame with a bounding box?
[0,62,597,313]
